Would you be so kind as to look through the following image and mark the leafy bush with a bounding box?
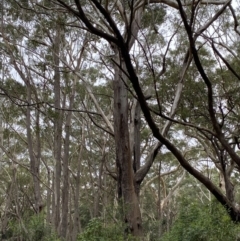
[77,218,137,241]
[162,199,240,241]
[9,213,60,241]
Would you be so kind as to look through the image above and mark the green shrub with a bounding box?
[162,199,240,241]
[77,218,137,241]
[9,213,60,241]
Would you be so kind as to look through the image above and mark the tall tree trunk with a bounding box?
[93,156,104,217]
[158,164,163,238]
[26,84,42,213]
[46,165,52,225]
[218,148,234,203]
[52,24,63,233]
[61,78,75,238]
[113,59,142,237]
[130,99,141,197]
[72,126,84,241]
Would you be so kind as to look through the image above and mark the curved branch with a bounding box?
[176,0,240,170]
[140,165,181,191]
[56,0,118,44]
[176,0,240,221]
[211,42,240,80]
[149,0,229,10]
[160,170,186,209]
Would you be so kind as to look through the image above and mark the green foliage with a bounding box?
[77,218,137,241]
[78,204,92,229]
[9,214,60,241]
[162,199,240,241]
[142,5,166,29]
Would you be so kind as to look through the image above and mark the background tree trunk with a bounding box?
[53,24,63,234]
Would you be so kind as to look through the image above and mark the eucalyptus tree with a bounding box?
[52,0,240,233]
[49,0,176,237]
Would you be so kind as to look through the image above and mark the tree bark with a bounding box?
[52,24,63,233]
[72,126,84,240]
[61,89,75,238]
[26,84,42,213]
[113,58,142,236]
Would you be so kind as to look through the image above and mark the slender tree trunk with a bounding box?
[158,164,163,238]
[61,79,75,238]
[130,99,142,197]
[53,25,63,233]
[1,174,14,238]
[60,113,71,238]
[72,127,84,240]
[26,84,42,213]
[93,156,104,217]
[219,170,234,203]
[46,167,51,225]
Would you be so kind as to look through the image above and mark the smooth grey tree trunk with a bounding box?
[113,58,143,237]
